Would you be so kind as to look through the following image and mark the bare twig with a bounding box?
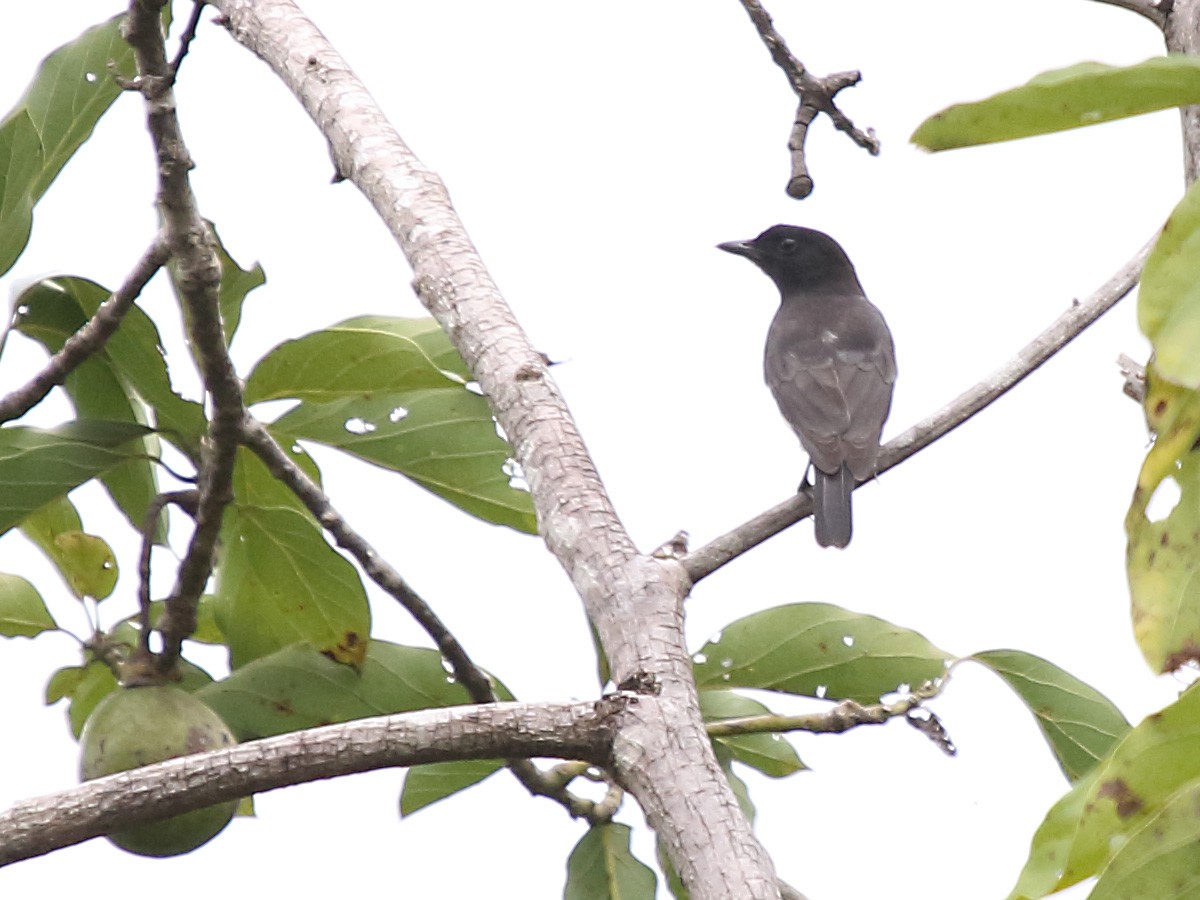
[168,0,207,80]
[0,239,168,425]
[737,0,879,198]
[239,417,600,818]
[706,681,944,739]
[135,490,199,656]
[0,698,614,866]
[239,418,497,698]
[123,0,245,675]
[684,239,1153,581]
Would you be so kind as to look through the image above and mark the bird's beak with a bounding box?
[717,239,758,260]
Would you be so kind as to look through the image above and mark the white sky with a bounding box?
[0,2,1187,897]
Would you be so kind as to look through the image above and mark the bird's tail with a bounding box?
[814,467,853,549]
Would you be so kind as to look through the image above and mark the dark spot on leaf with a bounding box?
[1097,778,1143,819]
[272,699,294,715]
[1155,399,1169,418]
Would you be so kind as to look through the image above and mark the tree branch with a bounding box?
[209,2,779,895]
[239,417,606,818]
[122,0,245,675]
[684,238,1152,581]
[0,699,612,866]
[1088,0,1168,27]
[0,239,168,425]
[737,0,879,198]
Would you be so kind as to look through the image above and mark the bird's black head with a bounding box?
[718,225,859,294]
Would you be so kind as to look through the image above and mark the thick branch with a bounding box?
[0,699,610,866]
[209,3,779,895]
[123,0,244,673]
[0,239,168,425]
[737,0,879,198]
[684,239,1152,581]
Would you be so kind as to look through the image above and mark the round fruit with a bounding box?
[79,684,238,857]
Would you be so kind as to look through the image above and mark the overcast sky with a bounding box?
[0,2,1188,897]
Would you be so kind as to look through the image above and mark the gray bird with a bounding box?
[719,225,896,548]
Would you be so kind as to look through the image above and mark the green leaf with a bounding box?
[656,840,690,900]
[18,14,139,199]
[400,759,504,817]
[273,389,536,533]
[244,316,471,404]
[20,495,85,591]
[913,56,1200,151]
[714,743,756,824]
[0,573,57,637]
[0,111,41,277]
[144,595,225,645]
[197,641,511,740]
[693,603,950,704]
[1008,682,1200,897]
[14,277,170,538]
[1089,779,1200,899]
[211,223,265,343]
[0,420,153,536]
[215,449,371,668]
[0,14,141,276]
[565,823,657,900]
[699,690,805,778]
[1139,178,1200,388]
[15,273,205,463]
[45,665,86,704]
[53,531,118,600]
[971,649,1129,783]
[67,659,116,738]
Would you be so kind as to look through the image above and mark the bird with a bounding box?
[718,225,896,548]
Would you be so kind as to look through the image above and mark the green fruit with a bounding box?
[79,684,238,857]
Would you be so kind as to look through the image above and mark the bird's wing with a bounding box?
[765,305,895,478]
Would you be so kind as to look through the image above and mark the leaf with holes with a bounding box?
[971,649,1129,783]
[272,389,536,533]
[693,603,950,704]
[0,13,148,276]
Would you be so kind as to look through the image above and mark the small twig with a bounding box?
[1118,353,1147,404]
[0,239,168,425]
[684,239,1152,581]
[737,0,879,198]
[706,681,944,739]
[135,490,200,655]
[168,0,207,80]
[239,416,596,816]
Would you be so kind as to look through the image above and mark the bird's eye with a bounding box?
[778,238,797,253]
